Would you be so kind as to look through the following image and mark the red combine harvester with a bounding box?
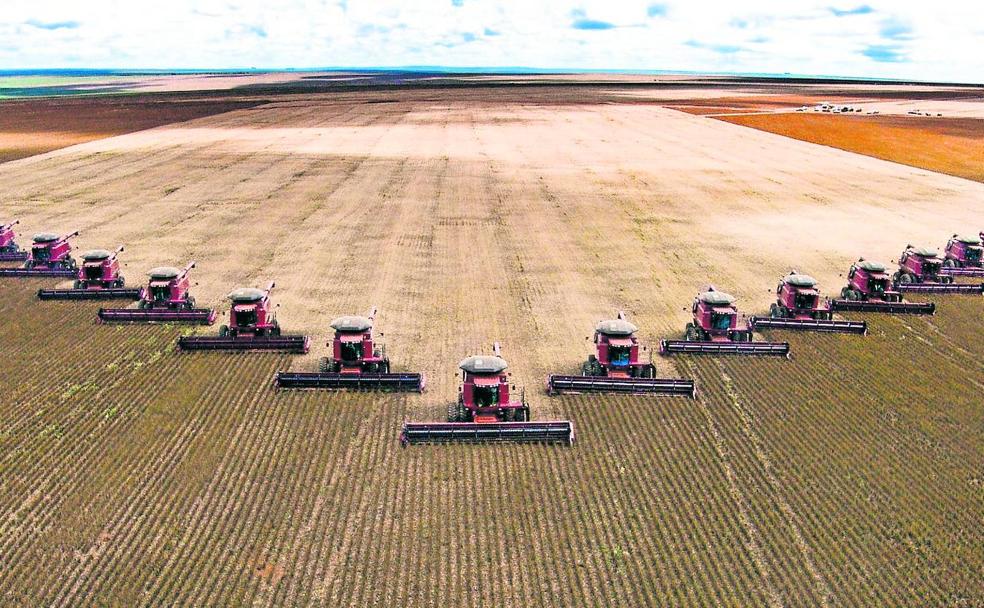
[546,312,695,396]
[178,281,309,353]
[401,343,574,446]
[0,220,28,262]
[831,259,935,314]
[0,231,79,278]
[893,245,983,295]
[275,306,424,391]
[661,288,790,356]
[38,246,143,300]
[749,273,867,334]
[99,262,216,324]
[940,234,984,278]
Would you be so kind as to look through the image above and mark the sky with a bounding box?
[1,0,982,83]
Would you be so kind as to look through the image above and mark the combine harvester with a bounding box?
[831,259,935,314]
[893,245,983,294]
[38,246,143,301]
[749,273,867,334]
[661,288,790,356]
[546,312,695,396]
[940,234,984,278]
[0,220,28,262]
[178,281,309,353]
[275,307,424,391]
[99,262,216,324]
[0,231,79,278]
[401,343,573,446]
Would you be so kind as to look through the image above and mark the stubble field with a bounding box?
[0,79,982,606]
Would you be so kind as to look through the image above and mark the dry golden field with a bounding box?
[0,78,982,606]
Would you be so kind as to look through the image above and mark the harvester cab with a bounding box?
[689,288,746,342]
[940,234,984,279]
[546,311,696,396]
[98,261,217,323]
[37,245,144,301]
[178,281,309,352]
[28,231,78,269]
[400,343,574,445]
[895,246,949,286]
[0,230,79,277]
[831,259,936,314]
[749,273,867,334]
[0,219,27,261]
[222,282,278,337]
[77,246,125,288]
[324,307,388,374]
[661,287,790,356]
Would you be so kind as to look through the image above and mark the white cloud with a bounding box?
[0,0,980,82]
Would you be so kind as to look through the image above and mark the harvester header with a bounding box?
[179,280,309,353]
[38,243,143,301]
[831,258,936,314]
[0,228,80,277]
[894,245,983,294]
[749,272,867,334]
[661,287,790,356]
[98,260,216,324]
[547,311,696,396]
[401,342,573,446]
[276,306,425,391]
[941,233,984,278]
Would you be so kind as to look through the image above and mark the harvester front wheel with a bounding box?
[219,325,229,337]
[685,323,700,342]
[271,324,281,337]
[943,258,957,268]
[515,407,529,423]
[897,273,914,285]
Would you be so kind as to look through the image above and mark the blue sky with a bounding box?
[1,0,981,83]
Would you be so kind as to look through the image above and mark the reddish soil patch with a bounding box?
[0,95,262,163]
[718,113,984,183]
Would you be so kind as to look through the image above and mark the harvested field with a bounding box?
[718,113,984,183]
[0,95,263,163]
[1,79,983,606]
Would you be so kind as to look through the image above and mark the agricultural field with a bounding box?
[0,77,982,606]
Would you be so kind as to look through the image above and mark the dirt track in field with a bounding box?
[1,81,983,606]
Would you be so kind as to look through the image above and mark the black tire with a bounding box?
[769,303,780,318]
[514,407,528,423]
[897,273,913,285]
[382,360,390,374]
[318,357,331,373]
[219,325,229,337]
[943,258,957,268]
[271,323,281,337]
[685,323,700,342]
[73,280,82,289]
